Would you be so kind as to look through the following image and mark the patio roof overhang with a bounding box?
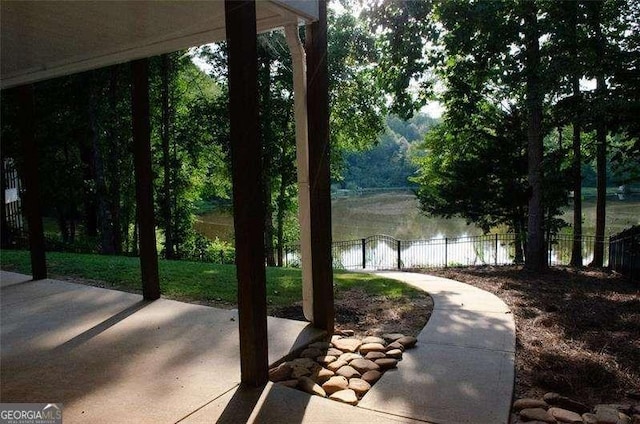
[1,0,333,387]
[0,0,317,89]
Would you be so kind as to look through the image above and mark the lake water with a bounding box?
[194,191,638,268]
[195,191,639,243]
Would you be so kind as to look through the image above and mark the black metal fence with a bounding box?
[609,226,640,283]
[1,158,26,247]
[284,233,609,270]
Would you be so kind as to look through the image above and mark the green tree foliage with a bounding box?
[195,9,388,257]
[412,104,529,262]
[365,0,639,269]
[149,53,226,260]
[341,113,437,189]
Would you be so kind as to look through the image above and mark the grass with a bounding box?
[428,266,640,406]
[0,249,425,313]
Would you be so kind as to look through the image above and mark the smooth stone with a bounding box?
[361,370,382,384]
[513,398,548,411]
[339,329,355,337]
[298,376,326,397]
[382,333,404,343]
[315,367,335,384]
[321,376,349,395]
[581,413,598,424]
[549,407,583,423]
[329,389,358,405]
[374,358,398,369]
[618,412,632,424]
[519,408,556,423]
[308,341,331,350]
[327,359,348,372]
[300,347,323,359]
[543,392,590,414]
[598,404,633,414]
[386,349,403,359]
[362,336,386,345]
[396,335,417,349]
[359,343,386,354]
[331,335,343,343]
[364,351,386,360]
[268,363,292,382]
[338,352,362,363]
[333,338,362,353]
[348,378,371,396]
[336,365,361,379]
[349,358,380,373]
[594,405,620,424]
[327,348,343,357]
[316,355,337,366]
[386,341,405,352]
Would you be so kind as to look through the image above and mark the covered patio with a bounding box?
[1,0,333,391]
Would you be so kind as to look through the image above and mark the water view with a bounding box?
[196,191,639,243]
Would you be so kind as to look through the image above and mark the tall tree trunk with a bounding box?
[569,0,583,267]
[160,54,175,259]
[592,78,607,267]
[88,73,113,254]
[276,171,287,267]
[108,66,123,254]
[570,89,583,266]
[589,1,607,268]
[523,1,547,271]
[259,56,276,267]
[513,216,525,264]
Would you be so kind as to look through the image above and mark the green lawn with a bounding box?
[0,250,422,309]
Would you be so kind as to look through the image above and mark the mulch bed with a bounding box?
[270,287,433,339]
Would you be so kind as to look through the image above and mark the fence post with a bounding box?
[444,237,448,268]
[397,240,401,270]
[495,233,498,265]
[361,238,366,269]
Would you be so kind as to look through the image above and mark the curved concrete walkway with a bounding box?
[1,270,514,423]
[358,271,516,424]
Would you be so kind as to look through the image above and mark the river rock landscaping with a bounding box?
[268,331,417,405]
[511,392,640,423]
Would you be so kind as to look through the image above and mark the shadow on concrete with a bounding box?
[0,273,322,423]
[52,300,151,354]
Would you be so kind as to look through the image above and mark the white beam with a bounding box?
[284,24,314,321]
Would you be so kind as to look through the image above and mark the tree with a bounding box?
[412,103,529,262]
[522,0,547,271]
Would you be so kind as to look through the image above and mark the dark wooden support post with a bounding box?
[17,85,47,280]
[225,0,268,386]
[306,0,334,332]
[131,58,160,300]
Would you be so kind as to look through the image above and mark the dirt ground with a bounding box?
[425,266,640,406]
[270,287,433,339]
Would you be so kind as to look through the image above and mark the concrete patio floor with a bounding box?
[1,269,515,423]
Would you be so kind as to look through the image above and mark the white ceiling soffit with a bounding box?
[0,1,319,90]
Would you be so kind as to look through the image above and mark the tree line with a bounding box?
[364,0,639,270]
[2,1,638,272]
[1,8,389,265]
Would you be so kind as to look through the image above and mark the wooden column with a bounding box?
[131,58,160,300]
[306,0,334,332]
[17,85,47,280]
[225,0,269,386]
